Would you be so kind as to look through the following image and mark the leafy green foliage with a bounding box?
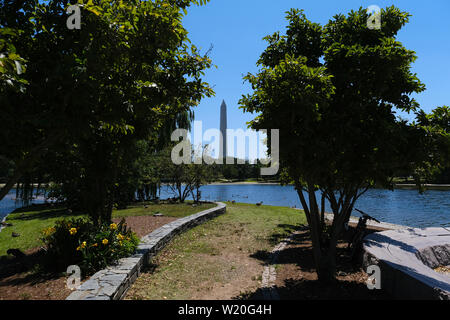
[40,217,139,275]
[415,106,450,183]
[0,0,213,223]
[154,144,214,202]
[40,218,90,271]
[240,6,428,281]
[0,28,26,89]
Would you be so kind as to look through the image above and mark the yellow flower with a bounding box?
[43,227,56,236]
[77,241,87,251]
[110,223,118,231]
[69,228,77,235]
[119,241,123,246]
[117,233,125,241]
[91,243,98,247]
[102,239,109,245]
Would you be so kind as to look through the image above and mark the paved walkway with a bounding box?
[364,227,450,299]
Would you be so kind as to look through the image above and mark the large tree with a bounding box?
[0,0,213,223]
[240,7,426,282]
[0,26,30,197]
[415,106,450,184]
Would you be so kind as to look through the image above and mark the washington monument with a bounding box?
[219,100,227,160]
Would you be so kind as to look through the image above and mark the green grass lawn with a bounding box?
[0,201,215,257]
[125,202,306,300]
[114,202,215,219]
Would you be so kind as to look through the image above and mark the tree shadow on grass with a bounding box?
[140,262,159,274]
[234,278,391,300]
[236,224,396,300]
[0,248,64,285]
[250,247,317,273]
[10,203,63,213]
[249,229,368,298]
[0,268,63,287]
[268,224,308,246]
[8,207,80,222]
[251,230,318,273]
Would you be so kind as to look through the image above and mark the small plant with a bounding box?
[40,218,140,276]
[40,218,92,271]
[19,292,32,300]
[77,219,140,274]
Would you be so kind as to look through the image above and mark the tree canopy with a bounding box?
[415,106,450,184]
[0,0,213,223]
[240,6,428,281]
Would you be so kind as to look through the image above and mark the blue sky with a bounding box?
[182,0,450,143]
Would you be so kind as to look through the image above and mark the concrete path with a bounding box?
[364,227,450,299]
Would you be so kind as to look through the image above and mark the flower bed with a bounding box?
[66,202,226,300]
[41,218,140,275]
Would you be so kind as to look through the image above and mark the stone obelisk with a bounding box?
[219,100,227,161]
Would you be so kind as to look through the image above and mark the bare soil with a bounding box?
[112,215,177,238]
[125,221,267,300]
[0,247,72,300]
[0,215,175,300]
[271,229,392,300]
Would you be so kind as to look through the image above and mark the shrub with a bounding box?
[41,218,140,276]
[76,220,140,274]
[40,218,92,271]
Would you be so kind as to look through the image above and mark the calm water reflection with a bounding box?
[1,185,448,228]
[159,184,450,228]
[0,189,44,222]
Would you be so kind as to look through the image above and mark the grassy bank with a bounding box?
[125,202,306,300]
[0,202,215,256]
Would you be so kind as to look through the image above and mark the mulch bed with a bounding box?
[0,247,72,300]
[112,216,177,238]
[0,215,175,300]
[274,229,392,300]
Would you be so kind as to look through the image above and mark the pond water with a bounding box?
[1,184,449,229]
[159,184,450,228]
[0,189,45,223]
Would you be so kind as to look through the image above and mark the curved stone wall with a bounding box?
[66,202,226,300]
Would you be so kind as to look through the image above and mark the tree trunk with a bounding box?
[0,136,60,202]
[320,193,325,229]
[295,183,340,283]
[0,168,22,201]
[317,250,337,283]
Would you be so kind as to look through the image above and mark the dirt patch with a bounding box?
[112,215,177,238]
[189,251,264,300]
[272,230,392,300]
[0,271,72,300]
[125,229,266,300]
[0,246,72,300]
[0,215,176,300]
